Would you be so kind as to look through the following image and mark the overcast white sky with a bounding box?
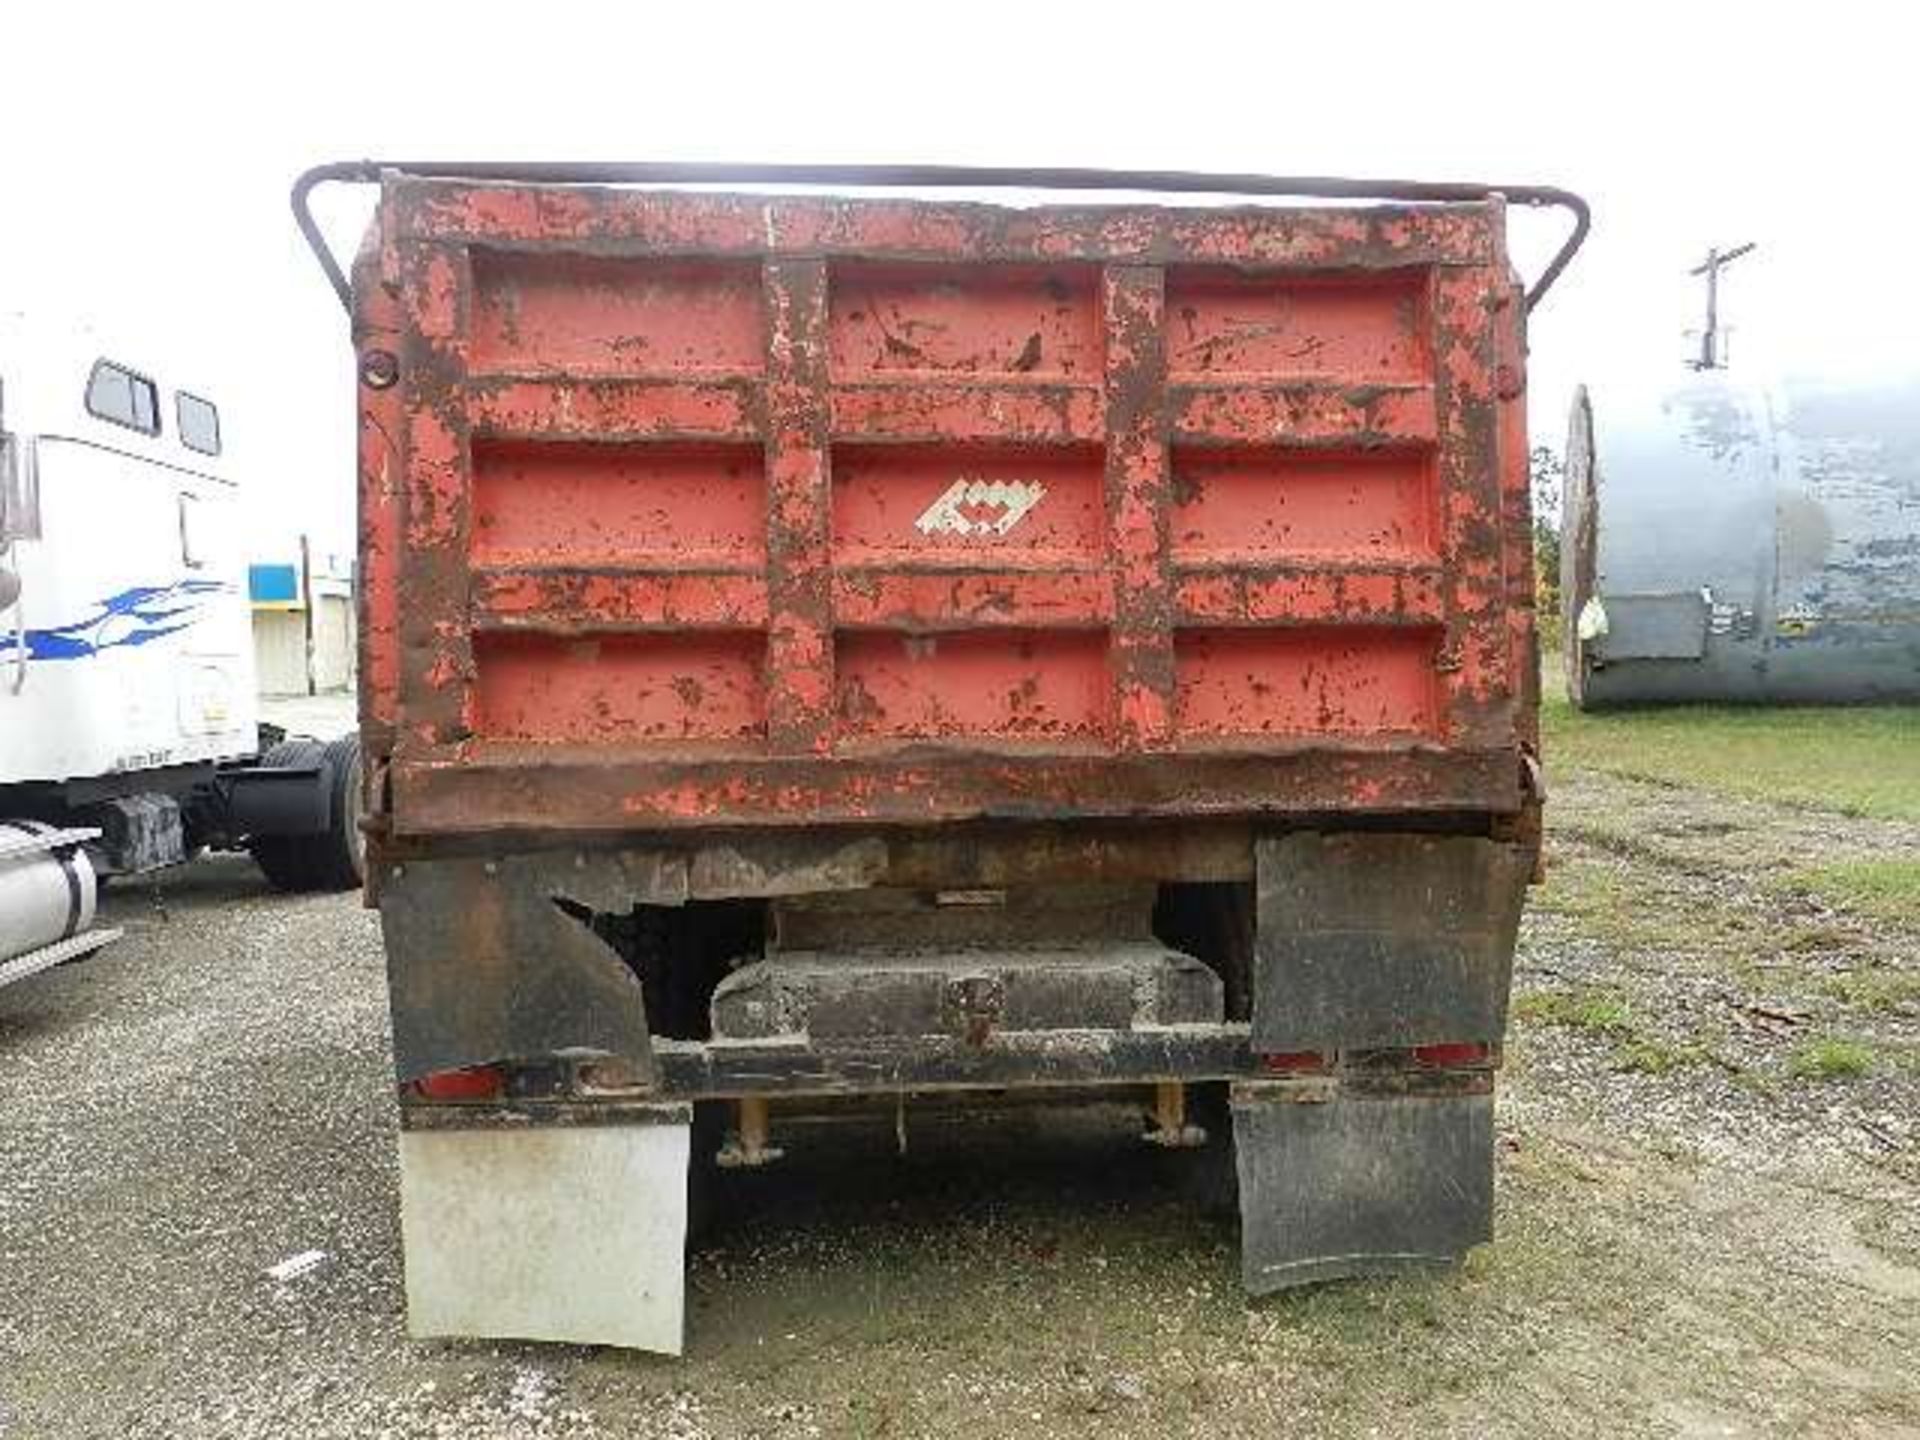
[2,1,1911,562]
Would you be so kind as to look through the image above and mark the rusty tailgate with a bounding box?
[344,175,1543,838]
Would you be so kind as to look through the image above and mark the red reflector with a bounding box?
[1413,1042,1491,1068]
[412,1064,505,1100]
[1260,1050,1330,1074]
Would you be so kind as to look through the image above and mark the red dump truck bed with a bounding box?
[350,175,1540,836]
[308,164,1582,1355]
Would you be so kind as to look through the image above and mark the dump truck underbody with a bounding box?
[302,163,1581,1353]
[382,823,1528,1352]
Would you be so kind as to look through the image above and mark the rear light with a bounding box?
[1413,1042,1493,1069]
[1260,1049,1331,1074]
[411,1063,505,1101]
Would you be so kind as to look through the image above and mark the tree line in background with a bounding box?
[1531,445,1564,652]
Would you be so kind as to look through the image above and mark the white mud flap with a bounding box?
[398,1105,690,1354]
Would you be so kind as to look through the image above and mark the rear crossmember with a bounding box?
[383,829,1527,1354]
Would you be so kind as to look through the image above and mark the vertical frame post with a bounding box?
[763,257,835,754]
[1103,265,1173,751]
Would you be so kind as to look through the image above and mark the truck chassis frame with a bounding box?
[296,161,1583,1354]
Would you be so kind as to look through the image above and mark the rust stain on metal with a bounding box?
[1105,265,1174,750]
[353,237,405,761]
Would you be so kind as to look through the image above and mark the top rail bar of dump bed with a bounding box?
[292,161,1588,317]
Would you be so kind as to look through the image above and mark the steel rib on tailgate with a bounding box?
[359,179,1533,837]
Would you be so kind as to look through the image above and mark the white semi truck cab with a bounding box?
[0,315,363,988]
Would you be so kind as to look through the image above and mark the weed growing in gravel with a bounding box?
[1779,921,1866,954]
[1528,859,1680,953]
[1787,1037,1875,1081]
[1512,987,1633,1035]
[1821,968,1920,1015]
[1514,988,1734,1076]
[1531,841,1792,974]
[1613,1037,1716,1075]
[1784,859,1920,926]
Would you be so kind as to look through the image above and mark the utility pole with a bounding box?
[298,532,317,697]
[1688,242,1755,370]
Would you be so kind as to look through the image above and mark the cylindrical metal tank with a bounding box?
[1562,368,1920,707]
[0,820,100,966]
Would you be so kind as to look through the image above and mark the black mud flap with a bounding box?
[1252,833,1529,1051]
[379,853,669,1085]
[1232,1073,1493,1293]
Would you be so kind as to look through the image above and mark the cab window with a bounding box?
[176,392,221,456]
[85,360,161,436]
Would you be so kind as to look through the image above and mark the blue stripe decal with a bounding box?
[4,578,234,662]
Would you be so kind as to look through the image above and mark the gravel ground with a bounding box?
[2,765,1917,1438]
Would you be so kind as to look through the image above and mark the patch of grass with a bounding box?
[1779,921,1863,955]
[1821,967,1920,1014]
[1540,689,1920,822]
[1612,1036,1718,1076]
[1528,856,1684,953]
[1783,858,1920,926]
[1529,856,1634,920]
[1786,1037,1875,1081]
[1512,986,1634,1036]
[1531,844,1796,975]
[1515,988,1732,1076]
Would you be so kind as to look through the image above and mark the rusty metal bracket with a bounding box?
[293,160,1589,316]
[378,853,671,1085]
[1143,1080,1207,1149]
[715,1096,784,1169]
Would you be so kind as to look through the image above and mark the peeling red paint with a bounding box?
[358,180,1533,837]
